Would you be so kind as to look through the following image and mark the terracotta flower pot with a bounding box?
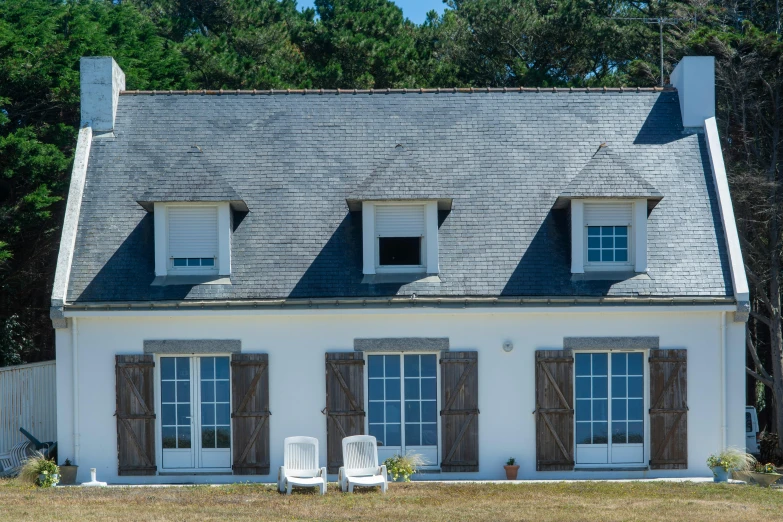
[504,465,520,480]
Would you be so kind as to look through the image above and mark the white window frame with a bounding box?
[362,201,439,275]
[154,202,232,277]
[154,353,233,474]
[362,351,442,470]
[572,349,650,469]
[570,199,648,274]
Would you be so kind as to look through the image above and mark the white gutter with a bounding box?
[51,127,92,328]
[703,117,750,321]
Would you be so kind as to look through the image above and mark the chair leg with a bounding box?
[348,481,354,493]
[286,481,292,495]
[320,480,326,495]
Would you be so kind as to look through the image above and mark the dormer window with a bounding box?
[361,201,438,275]
[375,204,426,271]
[584,202,633,270]
[555,144,663,277]
[151,202,233,282]
[167,206,219,273]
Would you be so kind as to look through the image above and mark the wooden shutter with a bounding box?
[649,349,687,469]
[440,351,479,472]
[231,354,270,475]
[168,206,218,258]
[584,202,633,226]
[115,355,156,476]
[535,350,574,471]
[324,352,365,474]
[375,205,425,237]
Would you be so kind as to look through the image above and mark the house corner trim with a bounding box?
[703,117,750,322]
[51,126,92,328]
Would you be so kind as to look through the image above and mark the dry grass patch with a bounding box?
[1,479,780,521]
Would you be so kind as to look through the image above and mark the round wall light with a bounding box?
[502,340,514,353]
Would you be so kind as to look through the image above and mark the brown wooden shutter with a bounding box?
[440,351,479,472]
[324,352,365,474]
[535,350,574,471]
[231,353,270,475]
[649,349,687,469]
[115,355,157,476]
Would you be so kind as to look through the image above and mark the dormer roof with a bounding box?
[346,144,452,211]
[136,146,248,212]
[555,144,663,209]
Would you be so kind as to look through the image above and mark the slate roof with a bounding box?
[136,147,247,211]
[557,144,663,205]
[66,90,732,303]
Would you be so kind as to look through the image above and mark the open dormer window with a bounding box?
[375,204,426,271]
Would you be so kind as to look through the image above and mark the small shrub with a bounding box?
[759,432,781,465]
[506,457,516,466]
[384,453,424,482]
[706,447,756,473]
[19,452,60,488]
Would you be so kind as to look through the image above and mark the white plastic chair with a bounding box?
[277,436,327,495]
[0,440,32,478]
[338,435,388,493]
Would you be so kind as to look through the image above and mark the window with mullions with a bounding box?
[587,226,628,263]
[172,258,215,268]
[161,358,192,450]
[368,354,438,460]
[200,357,231,449]
[575,352,645,465]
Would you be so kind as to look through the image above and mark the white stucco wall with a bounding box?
[56,306,745,484]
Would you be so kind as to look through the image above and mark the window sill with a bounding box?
[571,271,650,282]
[361,274,441,285]
[151,275,232,286]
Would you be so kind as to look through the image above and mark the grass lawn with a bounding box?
[1,479,781,521]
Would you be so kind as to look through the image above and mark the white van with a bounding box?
[746,406,760,455]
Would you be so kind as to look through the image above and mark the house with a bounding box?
[51,56,748,484]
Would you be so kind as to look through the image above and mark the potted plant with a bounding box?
[19,452,60,488]
[59,458,78,486]
[706,447,755,483]
[504,457,520,480]
[745,462,783,487]
[383,453,424,482]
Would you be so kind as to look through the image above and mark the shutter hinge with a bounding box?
[321,407,328,415]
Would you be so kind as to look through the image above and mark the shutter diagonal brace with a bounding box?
[236,414,269,467]
[443,413,477,465]
[328,362,362,412]
[651,411,685,462]
[118,417,154,468]
[539,407,572,463]
[118,365,154,417]
[650,361,683,411]
[440,359,477,415]
[231,362,267,417]
[538,359,572,411]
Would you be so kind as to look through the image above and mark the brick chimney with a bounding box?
[80,57,125,133]
[670,56,715,128]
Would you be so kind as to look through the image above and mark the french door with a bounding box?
[367,354,439,467]
[574,352,645,465]
[159,356,232,471]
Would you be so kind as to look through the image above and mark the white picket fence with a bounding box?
[0,361,57,454]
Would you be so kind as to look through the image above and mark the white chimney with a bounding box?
[670,56,715,128]
[80,57,125,133]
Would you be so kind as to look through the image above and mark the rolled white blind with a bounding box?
[375,205,426,237]
[584,202,633,226]
[168,206,218,258]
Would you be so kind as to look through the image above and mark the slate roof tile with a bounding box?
[67,91,732,302]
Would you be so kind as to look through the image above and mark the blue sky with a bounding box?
[299,1,447,25]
